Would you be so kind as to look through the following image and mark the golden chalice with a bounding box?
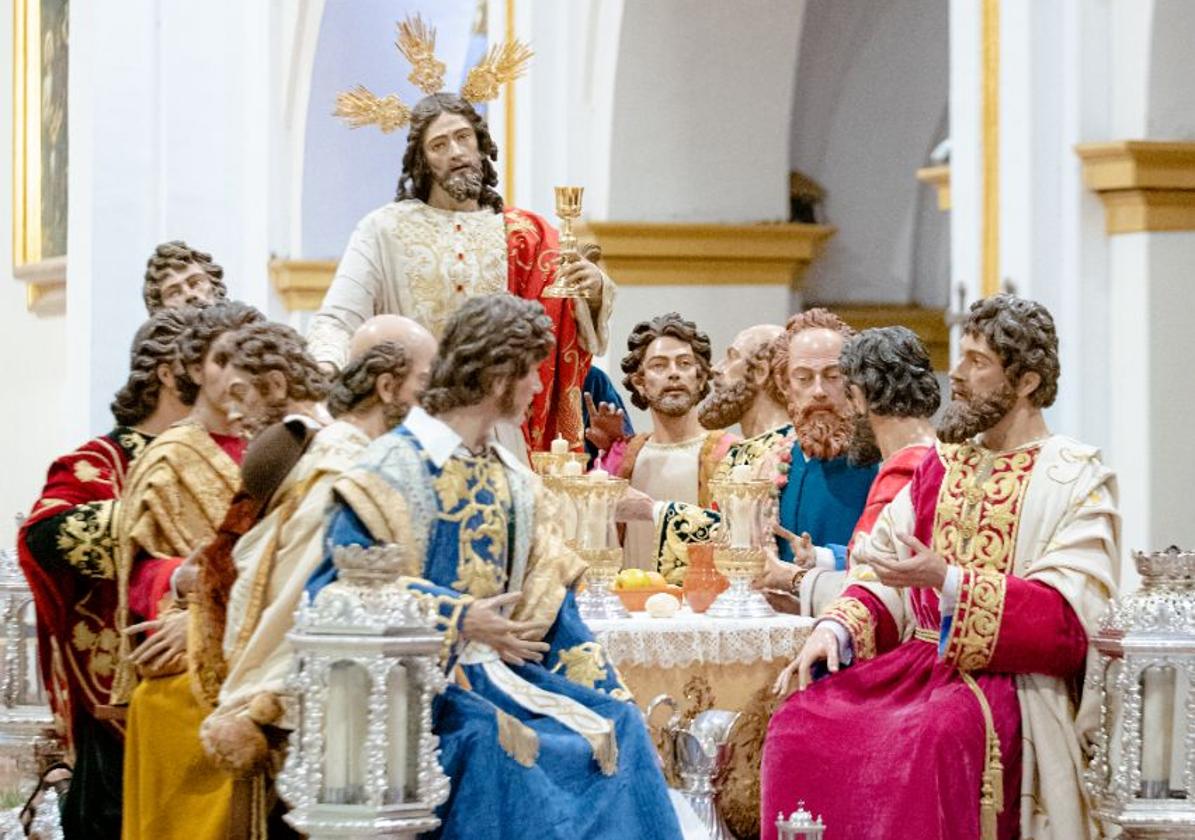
[541,186,589,299]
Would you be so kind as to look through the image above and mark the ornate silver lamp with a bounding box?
[1086,547,1195,837]
[775,802,826,840]
[277,544,451,838]
[0,522,60,803]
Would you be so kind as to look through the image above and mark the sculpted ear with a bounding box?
[264,370,289,402]
[1016,370,1041,401]
[375,371,397,404]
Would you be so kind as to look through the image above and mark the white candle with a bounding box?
[1141,666,1176,795]
[582,470,610,549]
[728,496,751,548]
[561,460,583,477]
[550,435,569,455]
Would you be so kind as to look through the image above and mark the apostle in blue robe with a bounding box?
[306,295,683,840]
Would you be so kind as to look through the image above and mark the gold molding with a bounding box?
[981,0,1000,297]
[824,304,951,371]
[1075,141,1195,233]
[269,258,336,311]
[577,221,835,288]
[916,165,951,211]
[268,222,836,312]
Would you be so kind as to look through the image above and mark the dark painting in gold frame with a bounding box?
[12,0,69,298]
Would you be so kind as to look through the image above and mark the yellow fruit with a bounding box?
[645,571,667,588]
[616,568,650,590]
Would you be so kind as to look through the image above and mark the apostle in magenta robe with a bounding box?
[762,295,1119,840]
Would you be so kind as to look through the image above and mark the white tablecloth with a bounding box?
[586,608,814,668]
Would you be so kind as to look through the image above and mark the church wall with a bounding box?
[299,0,479,261]
[606,0,804,223]
[0,0,70,546]
[790,0,949,307]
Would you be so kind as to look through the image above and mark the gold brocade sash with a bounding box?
[912,627,1004,840]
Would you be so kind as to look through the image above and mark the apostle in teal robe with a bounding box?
[306,295,683,840]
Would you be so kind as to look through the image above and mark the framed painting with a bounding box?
[12,0,69,302]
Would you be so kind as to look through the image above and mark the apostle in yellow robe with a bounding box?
[113,302,262,840]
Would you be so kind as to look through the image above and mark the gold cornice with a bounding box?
[916,165,951,211]
[576,221,835,288]
[267,222,836,312]
[1076,141,1195,233]
[269,258,336,311]
[823,303,951,371]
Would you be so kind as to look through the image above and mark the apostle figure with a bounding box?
[142,239,227,313]
[306,294,684,840]
[762,295,1119,840]
[198,318,435,839]
[651,309,876,584]
[309,24,614,455]
[699,323,791,477]
[112,301,265,840]
[17,308,194,839]
[598,313,736,578]
[757,326,940,615]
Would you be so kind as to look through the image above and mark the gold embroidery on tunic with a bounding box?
[946,568,1008,671]
[821,596,877,660]
[73,460,102,484]
[435,456,512,599]
[933,443,1037,670]
[394,204,507,337]
[551,642,607,690]
[56,500,117,579]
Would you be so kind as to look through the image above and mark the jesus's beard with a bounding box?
[937,382,1017,443]
[698,377,756,430]
[436,163,483,202]
[791,400,853,461]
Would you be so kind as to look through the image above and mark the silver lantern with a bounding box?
[277,544,451,838]
[775,801,826,840]
[1086,547,1195,837]
[0,521,61,802]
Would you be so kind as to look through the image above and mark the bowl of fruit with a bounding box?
[613,568,684,613]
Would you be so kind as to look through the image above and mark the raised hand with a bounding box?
[557,259,603,303]
[584,392,628,452]
[461,591,552,666]
[773,523,814,569]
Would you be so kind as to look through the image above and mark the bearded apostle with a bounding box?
[199,318,435,838]
[651,310,876,585]
[601,313,737,577]
[142,239,227,312]
[757,326,940,615]
[112,301,265,840]
[306,295,684,840]
[308,93,614,455]
[17,308,194,839]
[699,323,791,477]
[762,295,1119,840]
